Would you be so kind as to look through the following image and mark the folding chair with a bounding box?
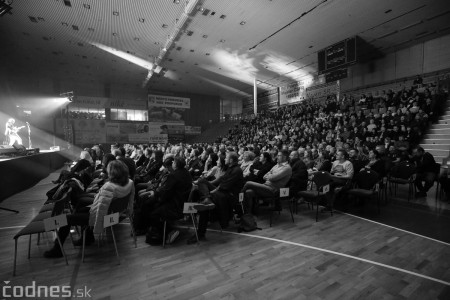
[81,191,135,264]
[297,171,333,222]
[13,191,71,276]
[388,162,416,202]
[346,170,382,213]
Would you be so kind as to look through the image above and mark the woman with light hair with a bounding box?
[240,151,255,178]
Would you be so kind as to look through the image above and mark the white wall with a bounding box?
[341,34,450,91]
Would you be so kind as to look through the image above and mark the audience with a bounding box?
[44,160,134,258]
[40,75,448,251]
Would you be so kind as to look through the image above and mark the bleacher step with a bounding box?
[423,149,450,157]
[420,143,450,150]
[422,138,450,145]
[429,128,450,134]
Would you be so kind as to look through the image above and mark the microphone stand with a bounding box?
[26,122,32,149]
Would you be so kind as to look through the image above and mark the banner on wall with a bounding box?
[72,96,108,108]
[305,82,339,101]
[108,98,147,110]
[149,122,184,143]
[148,123,169,143]
[148,94,190,109]
[148,106,185,124]
[257,88,279,111]
[73,119,107,144]
[71,96,147,110]
[106,122,150,143]
[279,81,306,105]
[185,126,201,135]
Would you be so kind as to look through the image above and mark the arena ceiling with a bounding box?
[0,0,449,98]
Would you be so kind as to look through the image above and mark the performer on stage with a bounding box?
[4,118,24,146]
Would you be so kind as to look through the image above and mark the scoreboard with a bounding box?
[318,36,358,75]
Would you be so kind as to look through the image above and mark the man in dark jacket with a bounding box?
[289,151,308,195]
[412,147,438,197]
[188,152,243,244]
[147,157,192,245]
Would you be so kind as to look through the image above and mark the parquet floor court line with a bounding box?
[2,171,450,299]
[335,210,450,246]
[200,228,450,287]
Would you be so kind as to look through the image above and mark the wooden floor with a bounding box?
[1,171,450,300]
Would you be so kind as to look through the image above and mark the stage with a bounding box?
[0,150,70,202]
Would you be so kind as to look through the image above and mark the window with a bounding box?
[68,107,105,119]
[110,109,148,121]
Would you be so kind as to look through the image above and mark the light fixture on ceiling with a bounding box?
[173,0,180,3]
[60,91,74,102]
[0,0,13,16]
[142,70,154,87]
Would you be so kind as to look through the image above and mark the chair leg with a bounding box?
[37,233,40,245]
[128,215,137,248]
[82,228,86,263]
[190,213,199,245]
[163,221,167,248]
[13,238,18,276]
[288,200,294,223]
[110,226,120,265]
[55,232,68,266]
[28,235,31,259]
[316,201,319,222]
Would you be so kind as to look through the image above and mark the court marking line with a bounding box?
[203,228,450,287]
[335,210,450,246]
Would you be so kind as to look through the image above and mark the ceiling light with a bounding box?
[138,18,145,23]
[173,0,180,3]
[113,11,119,16]
[83,3,90,9]
[162,24,168,28]
[240,21,246,25]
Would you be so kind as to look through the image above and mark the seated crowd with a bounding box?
[42,80,449,256]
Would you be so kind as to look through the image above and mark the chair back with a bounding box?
[108,192,133,214]
[311,171,333,190]
[354,170,379,190]
[390,162,416,180]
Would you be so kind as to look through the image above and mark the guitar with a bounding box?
[11,126,25,134]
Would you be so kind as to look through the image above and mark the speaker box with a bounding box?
[12,141,26,152]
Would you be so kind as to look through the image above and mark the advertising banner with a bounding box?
[279,81,306,105]
[305,82,338,101]
[108,98,147,110]
[149,122,183,143]
[148,106,185,124]
[106,122,150,143]
[73,119,107,144]
[185,126,202,135]
[148,94,190,109]
[72,96,108,108]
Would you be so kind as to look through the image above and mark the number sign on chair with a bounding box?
[103,213,119,228]
[44,214,68,232]
[183,202,198,214]
[280,188,290,197]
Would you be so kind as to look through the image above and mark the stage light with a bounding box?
[60,91,74,102]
